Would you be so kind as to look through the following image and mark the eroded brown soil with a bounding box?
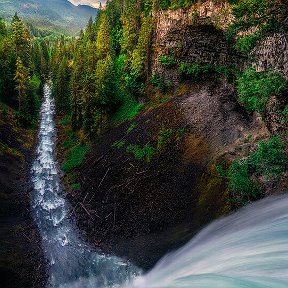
[0,114,47,288]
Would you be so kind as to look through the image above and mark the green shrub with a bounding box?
[228,159,262,207]
[71,183,81,190]
[179,62,211,80]
[227,136,287,207]
[112,140,126,149]
[63,130,77,150]
[158,55,177,67]
[249,136,287,179]
[281,105,288,124]
[237,68,288,113]
[59,114,71,126]
[151,74,172,93]
[157,128,173,149]
[62,142,89,173]
[179,62,235,81]
[126,143,156,162]
[127,122,137,133]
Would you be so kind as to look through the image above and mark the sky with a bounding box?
[69,0,106,8]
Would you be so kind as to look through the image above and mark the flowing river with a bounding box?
[32,83,288,288]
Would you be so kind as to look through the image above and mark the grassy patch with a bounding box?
[113,96,144,124]
[126,143,156,162]
[62,142,89,173]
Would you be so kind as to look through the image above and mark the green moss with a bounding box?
[62,142,89,173]
[113,96,144,123]
[126,143,156,162]
[112,140,126,149]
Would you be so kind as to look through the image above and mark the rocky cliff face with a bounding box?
[252,32,288,78]
[151,1,239,83]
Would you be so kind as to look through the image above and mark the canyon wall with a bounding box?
[151,0,239,82]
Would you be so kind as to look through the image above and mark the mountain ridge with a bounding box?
[0,0,98,35]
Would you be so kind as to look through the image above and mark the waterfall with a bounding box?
[31,83,140,288]
[31,82,288,288]
[128,195,288,288]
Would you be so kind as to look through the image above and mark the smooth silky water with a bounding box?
[32,83,288,288]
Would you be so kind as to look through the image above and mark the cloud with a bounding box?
[69,0,106,8]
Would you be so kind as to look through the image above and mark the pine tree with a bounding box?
[14,57,30,112]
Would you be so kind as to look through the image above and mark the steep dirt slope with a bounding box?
[0,111,47,288]
[67,80,267,269]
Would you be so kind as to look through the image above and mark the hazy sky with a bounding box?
[69,0,106,8]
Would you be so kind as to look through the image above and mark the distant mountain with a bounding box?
[0,0,98,35]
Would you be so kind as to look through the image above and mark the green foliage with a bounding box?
[112,96,144,123]
[63,130,77,150]
[157,128,173,149]
[151,74,172,93]
[127,122,137,133]
[227,136,287,207]
[281,105,288,124]
[62,142,89,173]
[216,164,227,178]
[126,143,156,162]
[179,62,236,82]
[179,62,219,80]
[227,0,282,53]
[71,183,81,190]
[158,55,177,67]
[236,68,288,113]
[112,140,126,149]
[249,136,287,179]
[157,0,197,10]
[228,159,262,207]
[59,115,71,126]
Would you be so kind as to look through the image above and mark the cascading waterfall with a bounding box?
[31,82,288,288]
[31,83,140,288]
[128,195,288,288]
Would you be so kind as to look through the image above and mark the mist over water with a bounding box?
[31,83,288,288]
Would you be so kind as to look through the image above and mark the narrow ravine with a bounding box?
[31,83,139,288]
